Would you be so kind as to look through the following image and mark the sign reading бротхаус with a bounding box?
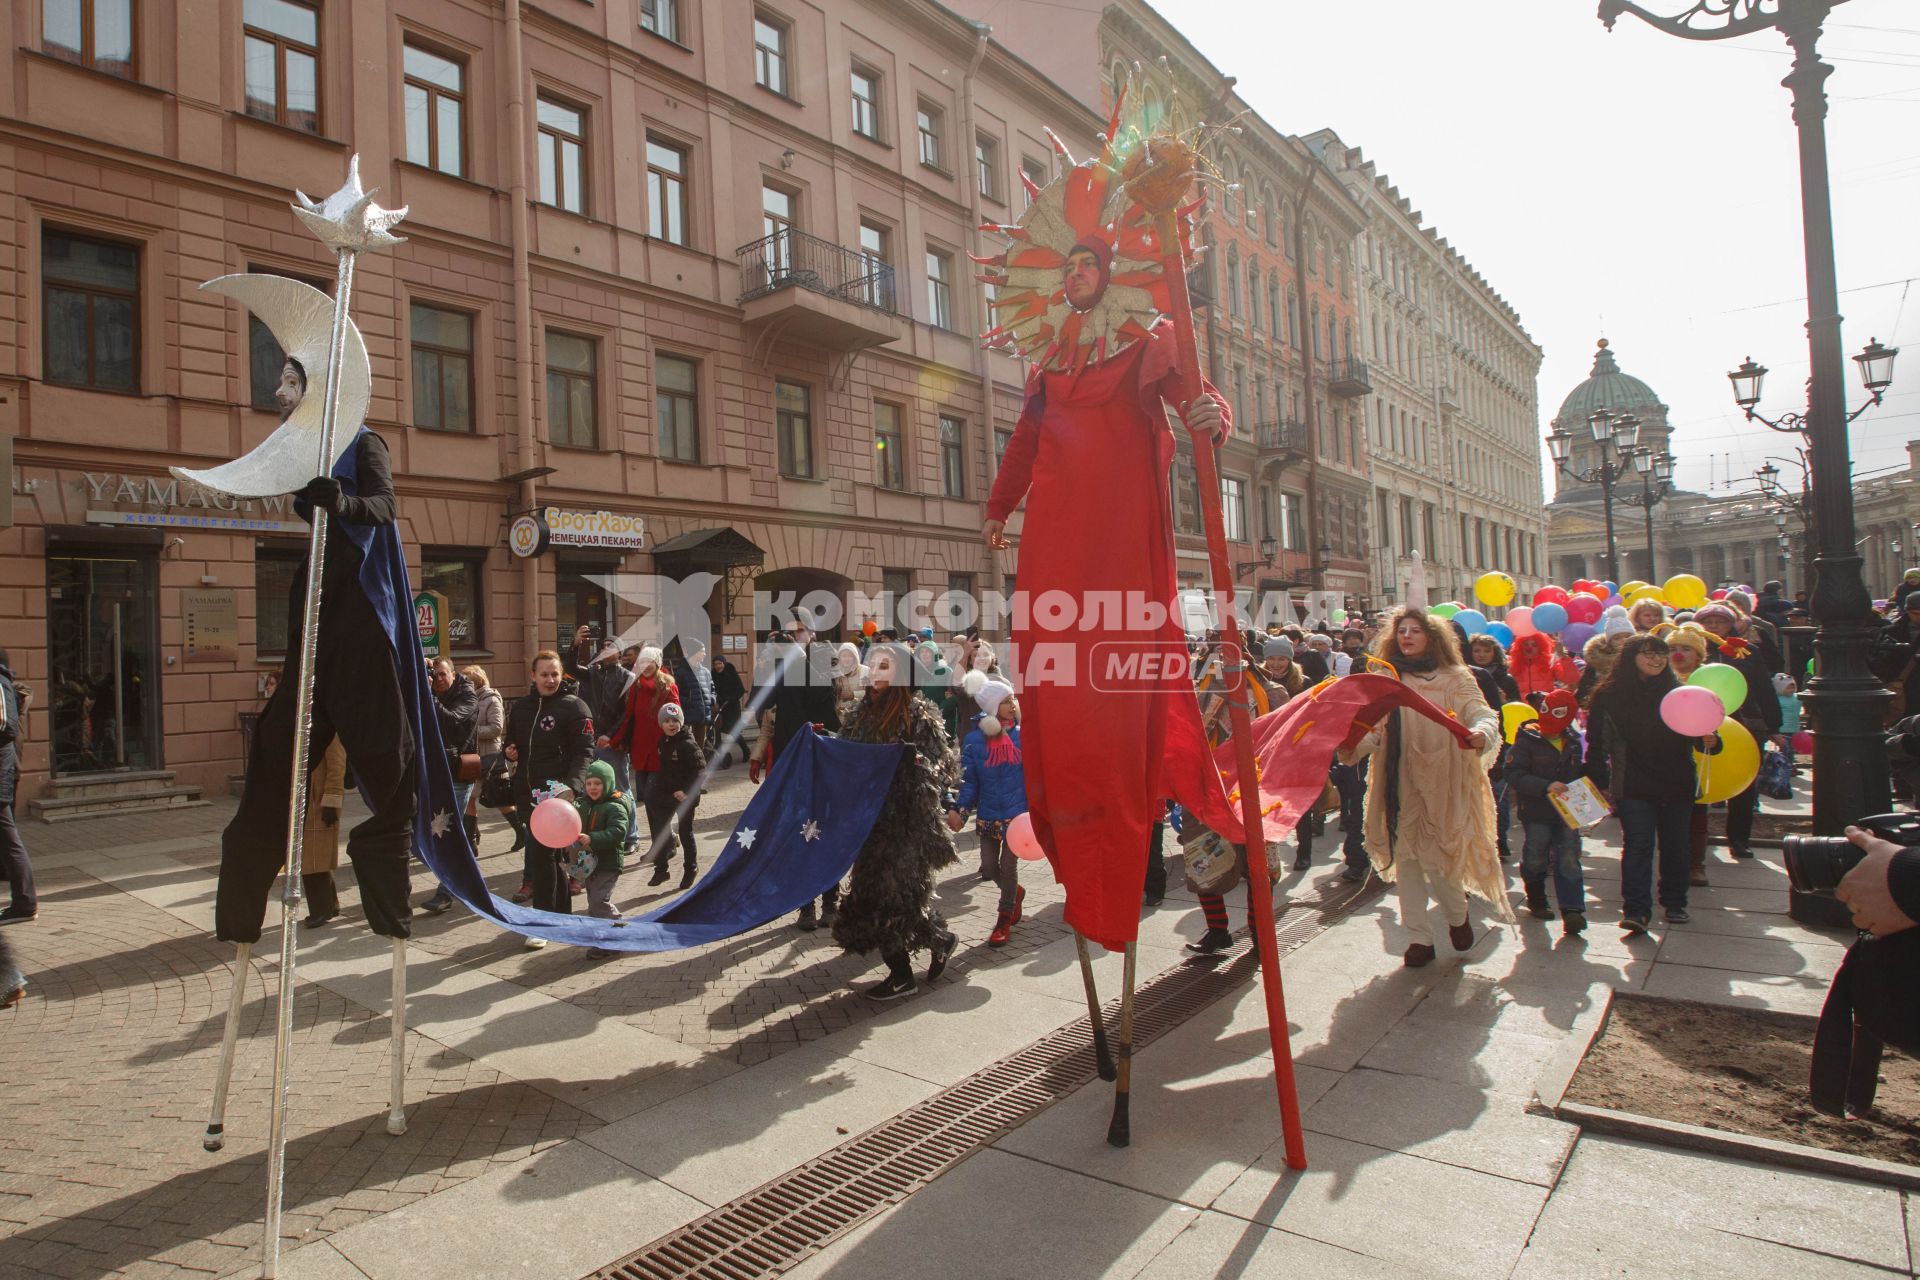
[509,507,646,558]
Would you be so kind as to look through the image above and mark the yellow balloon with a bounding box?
[1474,571,1517,608]
[1501,701,1538,745]
[1626,584,1665,606]
[1664,573,1709,610]
[1694,719,1759,804]
[1620,580,1649,597]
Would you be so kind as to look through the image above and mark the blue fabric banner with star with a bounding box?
[422,723,903,950]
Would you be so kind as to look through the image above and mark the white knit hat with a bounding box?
[637,645,662,671]
[972,677,1014,735]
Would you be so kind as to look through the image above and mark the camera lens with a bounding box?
[1783,835,1866,896]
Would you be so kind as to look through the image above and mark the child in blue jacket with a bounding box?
[949,675,1027,946]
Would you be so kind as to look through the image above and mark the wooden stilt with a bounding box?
[1106,942,1137,1148]
[386,938,408,1135]
[1073,931,1116,1082]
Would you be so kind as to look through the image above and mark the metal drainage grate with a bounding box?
[592,875,1384,1280]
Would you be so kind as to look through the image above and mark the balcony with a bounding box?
[1254,418,1310,460]
[737,228,908,352]
[1328,359,1373,398]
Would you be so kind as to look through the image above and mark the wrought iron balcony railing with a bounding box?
[1255,418,1310,454]
[738,227,897,312]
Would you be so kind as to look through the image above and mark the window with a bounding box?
[646,137,689,244]
[1020,156,1047,208]
[1222,477,1247,543]
[247,266,328,409]
[994,425,1012,469]
[942,573,974,632]
[872,401,905,489]
[939,414,965,499]
[926,248,954,330]
[402,41,465,177]
[776,379,812,477]
[850,65,881,140]
[1278,491,1303,550]
[422,552,485,651]
[410,302,474,432]
[536,95,586,213]
[1225,244,1239,317]
[975,134,999,202]
[640,0,679,43]
[656,353,698,462]
[43,229,138,393]
[857,220,890,307]
[44,0,135,76]
[916,100,944,170]
[254,544,306,656]
[244,0,319,133]
[882,569,912,627]
[753,12,789,96]
[762,184,796,274]
[1246,263,1260,331]
[545,330,596,448]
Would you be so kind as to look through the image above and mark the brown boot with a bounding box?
[1689,845,1710,887]
[1403,943,1436,968]
[1449,920,1475,952]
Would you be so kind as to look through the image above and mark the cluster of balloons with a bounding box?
[1658,665,1762,801]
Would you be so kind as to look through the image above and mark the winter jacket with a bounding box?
[1586,669,1713,805]
[433,672,479,760]
[767,642,841,763]
[473,685,505,755]
[1504,723,1588,826]
[955,714,1027,823]
[1756,591,1793,631]
[672,656,715,725]
[653,728,705,802]
[608,671,680,771]
[504,681,594,807]
[576,660,634,732]
[0,661,22,804]
[712,659,747,728]
[572,759,635,873]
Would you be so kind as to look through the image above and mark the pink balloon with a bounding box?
[1007,812,1047,861]
[1533,585,1570,608]
[1661,685,1726,737]
[1566,594,1603,625]
[1709,589,1728,601]
[530,796,582,848]
[1792,730,1814,754]
[1506,605,1537,637]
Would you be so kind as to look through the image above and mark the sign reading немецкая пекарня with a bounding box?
[543,507,646,550]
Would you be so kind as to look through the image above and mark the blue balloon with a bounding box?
[1602,581,1618,595]
[1454,608,1489,636]
[1483,621,1514,648]
[1532,601,1569,634]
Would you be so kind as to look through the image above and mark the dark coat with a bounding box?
[1711,646,1783,739]
[0,663,21,805]
[672,656,715,725]
[769,642,841,762]
[652,729,705,801]
[433,672,479,757]
[1587,669,1711,805]
[576,660,632,731]
[711,659,747,729]
[1504,723,1587,826]
[504,683,594,806]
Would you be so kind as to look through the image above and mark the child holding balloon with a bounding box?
[571,759,635,925]
[949,676,1028,947]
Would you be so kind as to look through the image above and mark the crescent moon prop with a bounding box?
[172,273,372,499]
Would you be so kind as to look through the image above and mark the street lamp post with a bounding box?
[1618,449,1675,580]
[1755,454,1816,584]
[1545,408,1642,583]
[1601,0,1902,841]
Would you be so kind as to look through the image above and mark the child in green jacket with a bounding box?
[572,759,635,921]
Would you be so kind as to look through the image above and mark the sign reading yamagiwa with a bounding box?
[183,588,239,662]
[543,507,645,550]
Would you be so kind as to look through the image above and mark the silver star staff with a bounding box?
[267,156,407,1279]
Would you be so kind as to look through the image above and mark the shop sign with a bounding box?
[183,588,239,662]
[81,472,295,515]
[415,590,447,659]
[508,513,548,559]
[87,510,310,534]
[543,507,645,550]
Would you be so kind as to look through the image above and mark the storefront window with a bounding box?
[254,543,304,656]
[555,558,617,655]
[423,551,484,651]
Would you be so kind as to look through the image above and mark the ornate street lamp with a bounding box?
[1546,407,1640,582]
[1726,336,1899,433]
[1619,448,1674,580]
[1603,0,1901,851]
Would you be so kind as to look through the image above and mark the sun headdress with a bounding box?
[974,83,1205,375]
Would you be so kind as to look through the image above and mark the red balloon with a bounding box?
[1709,589,1728,601]
[1569,579,1599,597]
[1566,594,1603,625]
[1533,586,1570,608]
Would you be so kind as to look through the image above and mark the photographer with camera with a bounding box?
[1791,818,1920,1117]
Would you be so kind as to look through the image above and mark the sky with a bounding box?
[1159,0,1920,503]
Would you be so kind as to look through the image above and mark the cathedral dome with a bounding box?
[1554,338,1664,427]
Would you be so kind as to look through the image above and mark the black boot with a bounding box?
[464,814,481,848]
[679,855,698,890]
[1524,879,1555,921]
[506,812,527,853]
[647,856,672,887]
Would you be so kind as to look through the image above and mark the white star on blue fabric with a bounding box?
[736,827,757,850]
[801,819,822,843]
[430,809,452,838]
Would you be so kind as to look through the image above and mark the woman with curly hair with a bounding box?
[1343,607,1508,967]
[832,643,960,1000]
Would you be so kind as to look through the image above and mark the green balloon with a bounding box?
[1688,664,1747,715]
[1429,602,1461,619]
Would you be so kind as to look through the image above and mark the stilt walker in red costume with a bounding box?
[976,89,1306,1155]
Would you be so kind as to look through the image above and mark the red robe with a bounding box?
[987,323,1242,950]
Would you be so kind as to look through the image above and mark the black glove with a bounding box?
[322,805,339,826]
[302,476,342,511]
